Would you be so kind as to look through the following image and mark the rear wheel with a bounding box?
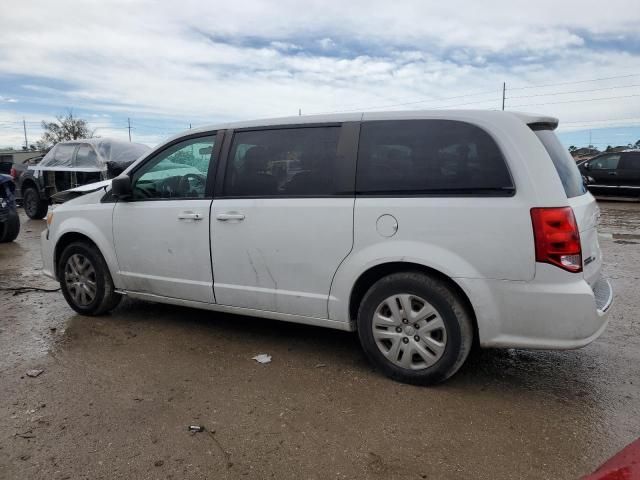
[357,272,473,385]
[23,186,48,219]
[58,242,122,315]
[0,209,20,242]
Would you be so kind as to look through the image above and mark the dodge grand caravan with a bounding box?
[41,110,613,385]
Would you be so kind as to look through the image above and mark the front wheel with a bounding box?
[58,242,122,315]
[357,272,474,385]
[23,186,48,219]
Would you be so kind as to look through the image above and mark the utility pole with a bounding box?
[501,82,506,111]
[127,118,132,142]
[22,119,28,150]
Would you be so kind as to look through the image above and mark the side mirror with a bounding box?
[111,174,132,200]
[583,162,591,170]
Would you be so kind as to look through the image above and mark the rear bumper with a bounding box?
[459,265,613,350]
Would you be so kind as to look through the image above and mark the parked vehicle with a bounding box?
[40,111,613,385]
[10,153,43,204]
[579,150,640,197]
[19,139,149,219]
[0,174,20,243]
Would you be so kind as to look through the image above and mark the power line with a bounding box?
[509,93,640,108]
[562,116,640,125]
[313,88,501,115]
[508,73,639,91]
[507,83,640,100]
[318,73,640,114]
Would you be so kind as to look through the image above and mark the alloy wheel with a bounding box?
[64,253,97,306]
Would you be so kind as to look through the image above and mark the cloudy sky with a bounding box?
[1,0,640,149]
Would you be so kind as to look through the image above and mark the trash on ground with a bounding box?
[188,425,204,433]
[315,363,326,368]
[252,354,272,364]
[25,369,44,378]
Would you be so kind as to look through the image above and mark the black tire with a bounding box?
[58,241,122,315]
[357,272,473,385]
[23,186,48,219]
[0,209,20,242]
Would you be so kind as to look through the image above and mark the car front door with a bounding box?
[587,154,620,184]
[211,124,357,318]
[113,132,222,303]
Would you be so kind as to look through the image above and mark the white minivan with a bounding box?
[41,110,613,384]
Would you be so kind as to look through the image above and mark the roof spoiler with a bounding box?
[528,121,559,131]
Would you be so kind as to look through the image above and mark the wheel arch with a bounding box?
[54,232,113,283]
[348,262,479,344]
[21,177,40,195]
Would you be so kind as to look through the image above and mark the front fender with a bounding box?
[51,203,120,287]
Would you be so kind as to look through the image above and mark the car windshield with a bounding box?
[33,140,150,172]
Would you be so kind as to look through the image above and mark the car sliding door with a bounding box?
[211,123,358,318]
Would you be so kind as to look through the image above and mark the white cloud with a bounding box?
[0,95,18,103]
[0,0,639,147]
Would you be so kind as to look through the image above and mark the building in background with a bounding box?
[0,149,44,174]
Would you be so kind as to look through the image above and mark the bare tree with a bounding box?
[36,110,94,151]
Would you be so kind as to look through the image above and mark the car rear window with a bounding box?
[533,129,586,198]
[356,120,514,195]
[619,152,640,170]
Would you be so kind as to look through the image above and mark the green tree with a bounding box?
[36,110,94,151]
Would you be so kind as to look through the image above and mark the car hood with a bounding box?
[51,179,111,204]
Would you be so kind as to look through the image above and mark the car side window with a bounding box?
[356,120,513,195]
[223,127,340,197]
[75,144,98,169]
[53,144,76,166]
[590,154,620,170]
[619,153,640,170]
[132,135,216,200]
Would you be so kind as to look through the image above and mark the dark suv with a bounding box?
[579,150,640,197]
[0,174,20,242]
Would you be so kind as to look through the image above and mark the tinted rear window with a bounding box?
[534,129,586,198]
[619,152,640,170]
[224,127,340,197]
[356,120,514,195]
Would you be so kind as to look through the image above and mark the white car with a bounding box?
[41,110,613,385]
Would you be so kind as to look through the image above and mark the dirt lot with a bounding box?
[1,201,639,480]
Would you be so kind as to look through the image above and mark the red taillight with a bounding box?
[10,167,17,179]
[531,207,582,273]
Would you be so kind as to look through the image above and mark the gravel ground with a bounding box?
[0,201,639,479]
